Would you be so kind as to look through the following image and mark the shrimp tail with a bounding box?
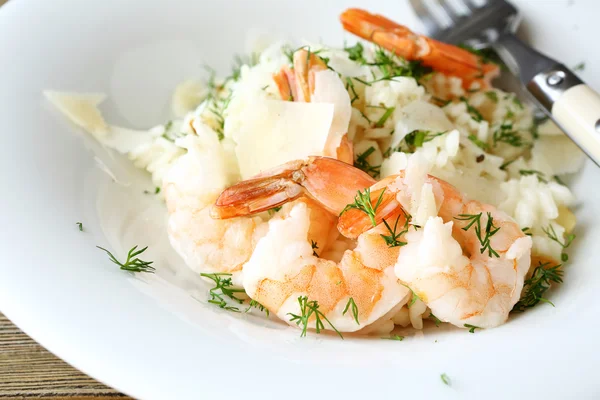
[212,156,376,219]
[340,8,500,88]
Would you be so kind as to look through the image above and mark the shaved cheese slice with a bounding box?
[44,91,108,135]
[45,90,154,154]
[392,100,454,148]
[102,126,155,154]
[233,99,334,179]
[312,70,352,157]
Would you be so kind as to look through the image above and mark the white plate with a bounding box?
[1,0,599,399]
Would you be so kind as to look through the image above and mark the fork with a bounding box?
[409,0,600,165]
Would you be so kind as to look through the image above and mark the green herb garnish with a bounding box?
[429,313,442,327]
[513,262,563,311]
[460,96,484,122]
[464,323,481,333]
[200,272,246,312]
[382,335,404,341]
[542,224,575,262]
[287,296,343,338]
[354,146,381,178]
[97,245,155,273]
[246,299,270,316]
[343,297,360,325]
[441,373,451,386]
[381,211,411,248]
[76,222,83,232]
[455,212,500,257]
[340,188,386,227]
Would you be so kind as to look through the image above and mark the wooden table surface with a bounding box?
[0,313,131,399]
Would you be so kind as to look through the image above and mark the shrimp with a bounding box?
[241,200,410,333]
[273,49,354,164]
[339,8,500,89]
[215,157,532,329]
[213,157,410,333]
[338,171,533,329]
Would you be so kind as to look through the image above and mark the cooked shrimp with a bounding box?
[339,8,500,89]
[242,201,410,333]
[216,157,532,329]
[338,171,533,329]
[273,49,354,164]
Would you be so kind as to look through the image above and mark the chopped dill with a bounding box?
[97,245,155,273]
[345,77,360,104]
[468,134,489,150]
[287,296,343,339]
[354,146,381,178]
[245,299,269,316]
[519,169,547,183]
[455,212,500,257]
[343,297,360,325]
[340,188,386,227]
[400,130,446,153]
[380,210,411,248]
[76,222,83,232]
[521,227,532,236]
[374,107,395,128]
[493,122,527,148]
[513,262,563,312]
[459,96,484,122]
[382,335,404,341]
[441,373,451,386]
[343,42,367,64]
[573,62,585,71]
[542,224,575,262]
[200,272,246,312]
[485,91,498,103]
[311,240,319,257]
[429,313,442,327]
[464,323,481,333]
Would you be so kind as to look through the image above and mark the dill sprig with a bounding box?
[493,122,527,148]
[440,373,451,386]
[97,245,155,273]
[311,240,319,257]
[354,146,381,178]
[200,272,246,312]
[464,323,481,333]
[468,134,489,150]
[340,188,386,227]
[401,284,421,308]
[519,169,547,183]
[429,313,442,327]
[245,299,270,317]
[382,335,404,341]
[399,130,446,153]
[381,211,411,248]
[370,46,433,82]
[374,106,395,128]
[459,97,484,122]
[342,297,360,325]
[76,222,83,232]
[287,296,343,339]
[513,262,564,311]
[542,224,575,262]
[344,42,367,64]
[454,212,501,257]
[521,227,532,236]
[485,91,498,103]
[345,78,360,104]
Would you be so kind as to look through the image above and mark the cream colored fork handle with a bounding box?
[552,85,600,164]
[528,64,600,166]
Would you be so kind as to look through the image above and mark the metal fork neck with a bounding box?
[493,33,556,83]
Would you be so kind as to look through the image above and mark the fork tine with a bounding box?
[437,0,463,22]
[409,0,442,33]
